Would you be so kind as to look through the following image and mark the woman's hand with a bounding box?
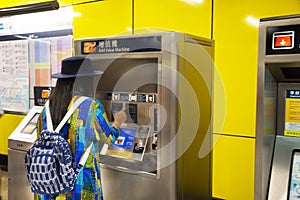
[113,107,127,128]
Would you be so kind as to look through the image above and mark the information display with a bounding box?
[101,125,150,161]
[288,149,300,200]
[0,6,73,112]
[0,40,29,113]
[284,90,300,137]
[81,36,161,54]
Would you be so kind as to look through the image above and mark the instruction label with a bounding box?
[285,90,300,137]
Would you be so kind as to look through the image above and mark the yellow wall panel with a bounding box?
[213,0,300,137]
[0,0,24,8]
[58,0,72,7]
[73,0,132,39]
[26,0,67,5]
[0,114,25,155]
[212,134,255,200]
[73,0,92,4]
[25,0,51,4]
[134,0,212,39]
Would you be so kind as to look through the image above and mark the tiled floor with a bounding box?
[0,165,7,200]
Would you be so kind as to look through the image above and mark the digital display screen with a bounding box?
[30,113,40,124]
[127,104,137,123]
[137,94,147,102]
[287,150,300,200]
[119,93,129,101]
[113,128,136,149]
[20,113,40,134]
[21,123,36,134]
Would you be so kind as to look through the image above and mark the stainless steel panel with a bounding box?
[256,16,300,200]
[75,32,213,200]
[101,164,176,200]
[8,139,34,152]
[8,148,34,200]
[268,136,300,200]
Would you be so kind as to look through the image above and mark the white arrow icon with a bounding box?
[280,39,286,46]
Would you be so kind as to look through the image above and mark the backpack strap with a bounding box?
[45,96,88,133]
[45,96,92,168]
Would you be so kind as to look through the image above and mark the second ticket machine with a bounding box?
[75,32,214,200]
[256,15,300,200]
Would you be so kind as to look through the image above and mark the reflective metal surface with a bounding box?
[268,136,300,200]
[75,32,214,200]
[7,106,43,200]
[256,16,300,200]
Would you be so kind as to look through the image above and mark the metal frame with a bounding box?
[74,32,214,200]
[256,16,300,200]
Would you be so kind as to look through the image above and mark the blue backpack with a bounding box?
[24,96,92,195]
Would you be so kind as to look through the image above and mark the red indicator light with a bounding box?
[272,31,294,50]
[274,36,292,47]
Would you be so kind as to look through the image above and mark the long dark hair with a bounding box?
[48,76,96,127]
[48,78,75,127]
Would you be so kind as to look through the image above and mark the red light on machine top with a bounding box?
[272,31,294,50]
[274,36,292,47]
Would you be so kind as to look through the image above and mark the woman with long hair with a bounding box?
[35,56,126,200]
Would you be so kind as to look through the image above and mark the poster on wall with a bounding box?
[284,90,300,137]
[0,6,73,112]
[0,40,29,113]
[29,35,73,100]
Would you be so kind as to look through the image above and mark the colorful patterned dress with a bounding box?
[36,96,119,200]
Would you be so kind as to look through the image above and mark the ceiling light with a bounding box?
[246,16,259,27]
[180,0,204,5]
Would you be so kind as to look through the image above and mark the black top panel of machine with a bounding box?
[281,68,300,79]
[266,24,300,55]
[261,14,300,22]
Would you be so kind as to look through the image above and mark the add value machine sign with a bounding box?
[81,36,162,54]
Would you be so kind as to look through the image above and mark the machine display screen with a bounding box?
[104,126,150,161]
[20,113,40,134]
[288,149,300,200]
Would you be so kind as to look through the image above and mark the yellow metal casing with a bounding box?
[177,34,214,199]
[0,114,25,155]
